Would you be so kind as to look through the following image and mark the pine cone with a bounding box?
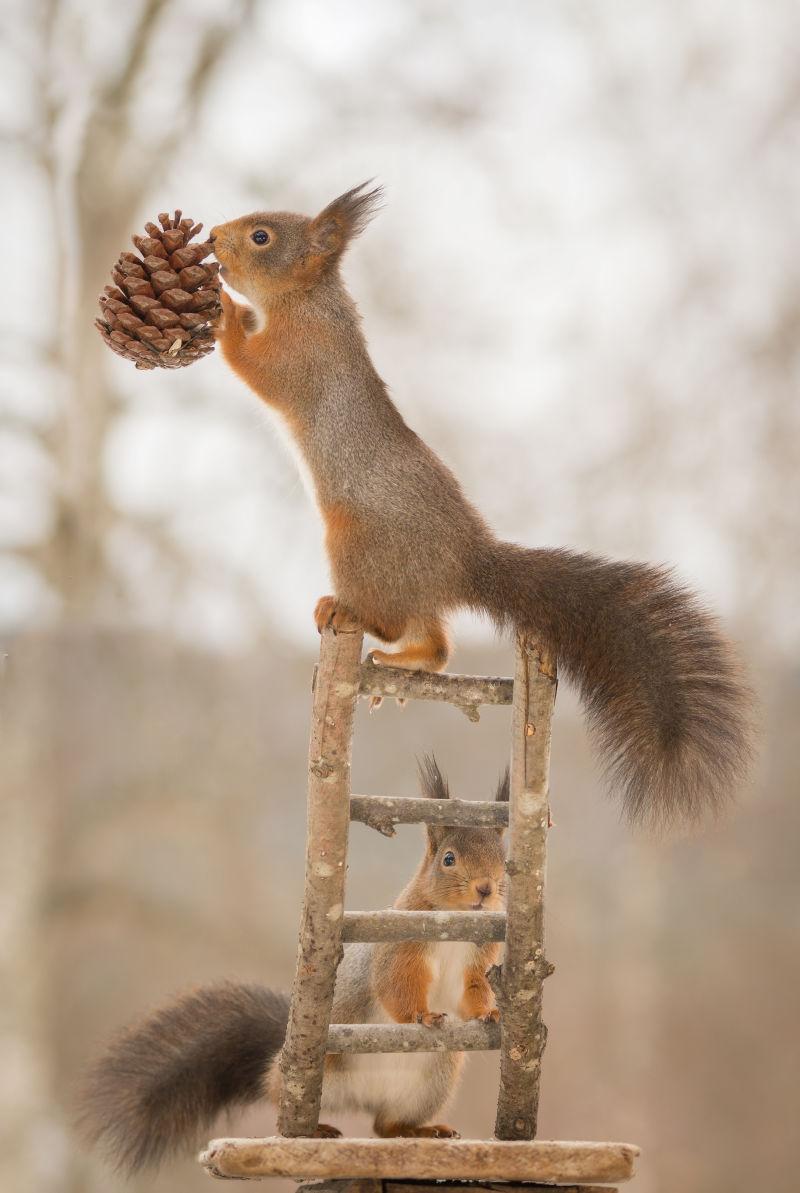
[95,211,221,370]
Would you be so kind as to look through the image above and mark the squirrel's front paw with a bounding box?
[216,291,255,341]
[415,1011,447,1028]
[479,1008,501,1023]
[216,290,236,339]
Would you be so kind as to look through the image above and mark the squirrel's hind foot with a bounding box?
[315,1122,343,1138]
[314,595,361,635]
[374,1119,460,1139]
[367,621,450,673]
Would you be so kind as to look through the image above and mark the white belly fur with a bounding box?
[259,402,319,507]
[321,942,476,1122]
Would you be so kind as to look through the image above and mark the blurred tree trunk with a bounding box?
[35,0,253,621]
[1,5,254,1192]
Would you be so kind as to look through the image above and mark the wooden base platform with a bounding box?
[294,1184,617,1193]
[199,1137,639,1184]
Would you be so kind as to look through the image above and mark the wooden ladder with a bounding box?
[200,627,639,1189]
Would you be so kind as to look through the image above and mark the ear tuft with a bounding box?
[418,754,450,801]
[495,766,510,803]
[310,180,384,259]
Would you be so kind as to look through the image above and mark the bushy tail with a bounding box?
[78,982,288,1174]
[470,542,754,827]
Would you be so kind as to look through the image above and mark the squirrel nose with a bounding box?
[475,881,492,899]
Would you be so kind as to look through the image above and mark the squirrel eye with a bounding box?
[442,851,456,867]
[251,230,270,245]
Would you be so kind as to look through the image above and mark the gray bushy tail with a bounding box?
[78,982,288,1174]
[471,541,753,828]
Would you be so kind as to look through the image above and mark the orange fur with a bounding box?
[370,618,450,672]
[210,189,753,824]
[373,1117,459,1138]
[459,943,501,1021]
[313,594,361,634]
[373,943,434,1023]
[322,503,357,552]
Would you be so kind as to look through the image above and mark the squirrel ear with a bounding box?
[310,181,383,259]
[418,753,450,801]
[418,754,449,850]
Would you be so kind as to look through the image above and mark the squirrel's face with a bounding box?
[210,182,383,308]
[209,212,317,303]
[424,827,507,912]
[416,755,509,912]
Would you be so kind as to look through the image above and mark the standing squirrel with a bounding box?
[208,182,751,826]
[80,758,506,1171]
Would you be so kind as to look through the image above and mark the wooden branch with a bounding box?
[342,910,505,943]
[495,637,557,1141]
[327,1019,500,1053]
[385,1184,616,1193]
[358,664,512,721]
[350,795,508,836]
[276,627,364,1137]
[199,1137,639,1183]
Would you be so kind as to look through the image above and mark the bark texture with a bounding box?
[327,1019,500,1053]
[350,795,508,836]
[295,1183,616,1193]
[494,637,557,1141]
[277,627,364,1136]
[384,1185,615,1193]
[342,910,506,943]
[359,664,512,721]
[200,1137,638,1183]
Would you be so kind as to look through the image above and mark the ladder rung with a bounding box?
[359,663,513,712]
[350,794,508,835]
[342,909,506,943]
[327,1019,500,1053]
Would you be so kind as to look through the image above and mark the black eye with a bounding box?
[442,851,456,867]
[251,230,270,245]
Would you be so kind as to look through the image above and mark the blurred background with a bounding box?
[1,2,798,1191]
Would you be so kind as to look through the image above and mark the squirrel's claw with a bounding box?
[428,1124,461,1139]
[415,1011,447,1028]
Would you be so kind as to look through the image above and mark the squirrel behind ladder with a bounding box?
[209,182,752,828]
[80,759,506,1171]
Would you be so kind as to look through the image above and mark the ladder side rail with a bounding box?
[494,635,557,1140]
[277,627,364,1136]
